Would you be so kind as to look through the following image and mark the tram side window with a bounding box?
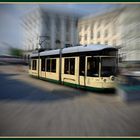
[64,59,69,74]
[64,58,75,75]
[46,59,50,72]
[70,58,75,75]
[79,56,85,76]
[46,59,56,73]
[87,57,99,77]
[51,59,56,73]
[32,60,37,70]
[41,58,45,71]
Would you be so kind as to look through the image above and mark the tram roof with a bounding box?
[62,44,116,54]
[31,44,117,57]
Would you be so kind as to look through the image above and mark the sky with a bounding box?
[0,4,123,50]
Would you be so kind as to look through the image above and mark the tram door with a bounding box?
[79,56,86,87]
[79,56,101,87]
[86,56,101,88]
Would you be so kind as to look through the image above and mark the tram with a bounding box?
[29,44,118,91]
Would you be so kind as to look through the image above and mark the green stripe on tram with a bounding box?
[63,81,78,88]
[63,81,115,93]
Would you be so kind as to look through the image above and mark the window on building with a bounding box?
[79,56,85,76]
[97,31,100,38]
[105,41,108,45]
[66,20,70,32]
[87,57,99,77]
[91,31,94,39]
[84,34,87,40]
[46,59,56,73]
[104,19,109,26]
[66,35,69,42]
[97,21,101,28]
[32,60,37,70]
[56,19,60,33]
[113,40,116,47]
[104,29,108,37]
[32,44,34,50]
[41,58,45,71]
[85,25,88,31]
[79,36,82,42]
[91,24,94,30]
[64,58,75,75]
[113,28,116,35]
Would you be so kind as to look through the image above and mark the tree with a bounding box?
[9,47,23,57]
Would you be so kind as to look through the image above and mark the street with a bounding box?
[0,64,140,136]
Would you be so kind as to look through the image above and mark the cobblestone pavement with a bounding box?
[0,65,140,136]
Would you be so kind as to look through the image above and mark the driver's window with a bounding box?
[87,57,99,77]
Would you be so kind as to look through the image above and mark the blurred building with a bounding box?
[78,9,123,47]
[22,7,78,56]
[22,5,140,64]
[119,5,140,63]
[78,6,140,64]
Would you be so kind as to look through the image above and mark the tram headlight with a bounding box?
[110,76,115,81]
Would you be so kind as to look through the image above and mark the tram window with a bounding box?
[87,57,99,77]
[51,59,56,73]
[46,59,50,72]
[46,59,56,73]
[79,56,85,76]
[64,58,75,75]
[64,58,69,74]
[70,58,75,75]
[29,59,31,69]
[41,58,45,71]
[101,57,116,77]
[32,60,37,70]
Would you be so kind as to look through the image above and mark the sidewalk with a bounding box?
[117,74,140,101]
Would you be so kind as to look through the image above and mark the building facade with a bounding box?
[78,6,140,63]
[22,7,78,53]
[78,9,123,47]
[22,6,140,63]
[119,5,140,62]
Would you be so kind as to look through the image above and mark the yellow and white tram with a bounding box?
[29,45,118,91]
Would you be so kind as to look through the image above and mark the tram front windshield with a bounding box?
[101,57,117,77]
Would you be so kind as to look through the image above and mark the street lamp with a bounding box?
[39,35,50,49]
[36,35,50,78]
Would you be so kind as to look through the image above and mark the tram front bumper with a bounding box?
[101,77,116,89]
